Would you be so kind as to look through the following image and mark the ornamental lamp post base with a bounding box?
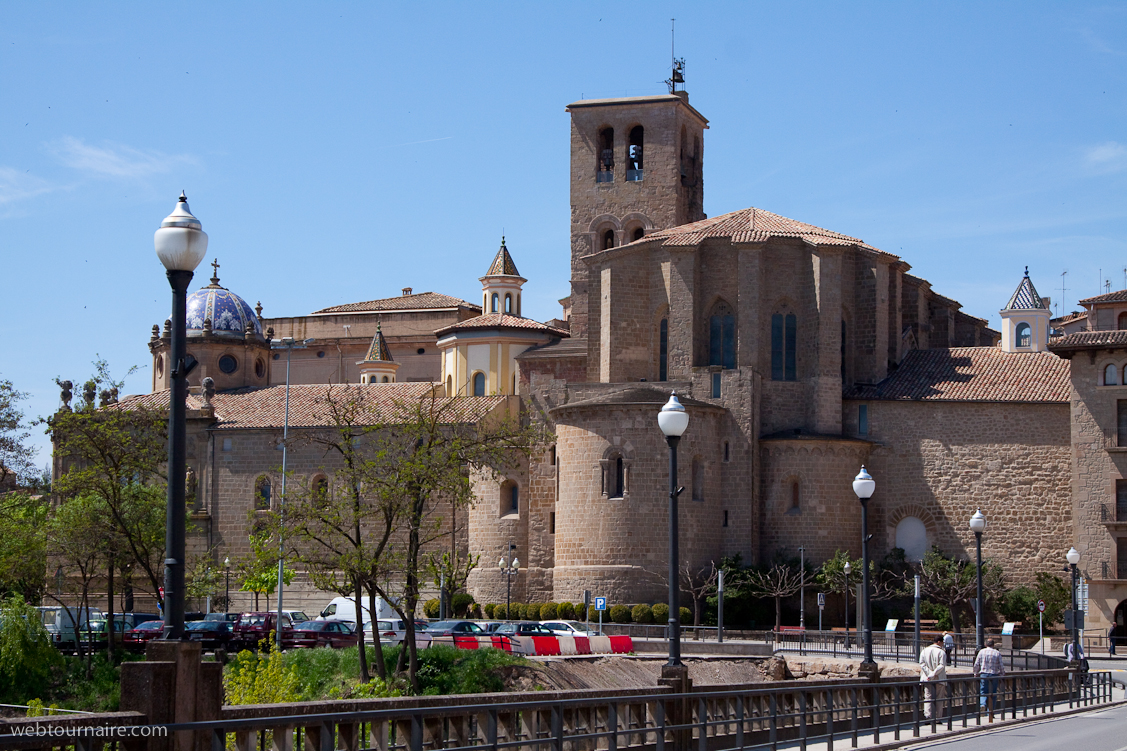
[857,661,881,682]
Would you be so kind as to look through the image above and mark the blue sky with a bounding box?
[2,2,1126,467]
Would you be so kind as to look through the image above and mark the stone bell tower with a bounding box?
[564,88,708,338]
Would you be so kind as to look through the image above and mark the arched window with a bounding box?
[504,294,512,313]
[254,476,271,510]
[490,293,499,313]
[1106,364,1118,386]
[602,453,627,498]
[659,318,668,381]
[602,230,615,250]
[895,516,928,562]
[633,227,644,242]
[627,126,644,181]
[597,127,614,182]
[509,484,519,513]
[709,301,736,369]
[723,441,730,463]
[691,457,704,502]
[446,375,453,395]
[472,372,486,396]
[1016,322,1031,348]
[312,475,329,507]
[771,312,798,381]
[790,481,801,513]
[381,375,389,383]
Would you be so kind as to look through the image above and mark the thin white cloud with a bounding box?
[0,167,54,205]
[1084,141,1127,174]
[49,136,196,179]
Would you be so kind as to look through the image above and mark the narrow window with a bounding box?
[1123,365,1127,386]
[659,318,668,381]
[711,372,721,398]
[313,476,329,507]
[597,127,614,183]
[790,481,800,512]
[723,441,730,462]
[446,375,453,395]
[491,293,499,313]
[254,476,271,510]
[1119,400,1127,447]
[602,230,615,250]
[627,126,644,181]
[692,457,703,502]
[858,404,869,436]
[612,457,624,498]
[841,319,847,381]
[709,302,735,369]
[633,227,645,242]
[785,314,797,380]
[1116,479,1127,522]
[1107,364,1119,386]
[771,313,784,381]
[1120,312,1127,331]
[1016,322,1032,348]
[512,373,517,394]
[771,313,798,381]
[550,511,556,534]
[505,294,512,313]
[723,510,729,527]
[1119,539,1127,580]
[473,372,486,396]
[510,484,519,513]
[549,445,556,466]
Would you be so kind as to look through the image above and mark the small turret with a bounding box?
[357,320,400,384]
[1000,267,1051,352]
[480,237,526,316]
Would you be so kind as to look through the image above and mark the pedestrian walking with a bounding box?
[919,635,948,719]
[973,638,1005,722]
[1109,624,1118,657]
[943,631,955,667]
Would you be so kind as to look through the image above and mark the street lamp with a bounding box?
[852,466,876,667]
[969,509,986,652]
[154,192,208,639]
[799,545,806,630]
[224,556,231,614]
[843,561,852,648]
[658,391,689,667]
[1067,546,1081,662]
[498,542,519,621]
[272,336,313,649]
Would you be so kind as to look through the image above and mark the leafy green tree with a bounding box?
[1035,571,1071,627]
[998,585,1038,627]
[235,532,294,610]
[913,546,1005,634]
[0,493,48,602]
[0,376,35,486]
[0,594,62,703]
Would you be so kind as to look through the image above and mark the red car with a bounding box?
[124,620,165,652]
[230,612,293,651]
[284,620,358,649]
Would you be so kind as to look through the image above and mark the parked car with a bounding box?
[284,620,358,650]
[495,621,556,637]
[422,620,486,637]
[205,612,240,623]
[364,619,433,648]
[185,619,232,651]
[124,620,165,652]
[230,612,293,651]
[283,610,310,624]
[540,620,604,637]
[37,606,104,653]
[476,621,505,634]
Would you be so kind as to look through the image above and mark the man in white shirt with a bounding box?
[919,635,948,719]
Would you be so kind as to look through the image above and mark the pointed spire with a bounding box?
[1005,268,1046,310]
[486,236,521,277]
[363,319,394,362]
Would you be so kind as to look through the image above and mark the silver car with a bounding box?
[540,619,605,637]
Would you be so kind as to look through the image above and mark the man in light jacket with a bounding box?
[920,635,948,719]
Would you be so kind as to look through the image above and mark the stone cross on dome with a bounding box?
[209,258,221,286]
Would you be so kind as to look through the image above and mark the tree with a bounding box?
[234,531,294,611]
[815,550,863,627]
[1035,571,1071,627]
[0,493,48,602]
[745,562,805,630]
[912,546,1005,634]
[0,376,35,487]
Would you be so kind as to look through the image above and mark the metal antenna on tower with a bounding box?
[666,19,685,93]
[1060,270,1069,314]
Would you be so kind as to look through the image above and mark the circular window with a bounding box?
[255,358,265,378]
[317,351,326,358]
[218,355,238,374]
[417,348,426,355]
[272,353,280,360]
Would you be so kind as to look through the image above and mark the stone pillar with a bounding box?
[666,250,696,380]
[812,246,842,435]
[736,245,761,370]
[872,262,889,383]
[120,641,222,751]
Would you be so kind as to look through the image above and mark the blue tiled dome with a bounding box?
[186,281,262,338]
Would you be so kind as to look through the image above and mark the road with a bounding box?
[898,702,1127,750]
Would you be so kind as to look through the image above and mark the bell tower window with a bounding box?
[627,126,644,182]
[491,293,499,313]
[602,230,615,250]
[505,294,513,314]
[1016,322,1031,347]
[597,127,614,183]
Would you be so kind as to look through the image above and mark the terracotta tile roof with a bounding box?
[1079,289,1127,305]
[1050,329,1127,353]
[1051,311,1088,327]
[631,207,898,259]
[1004,272,1048,311]
[113,384,508,429]
[435,313,570,338]
[845,347,1069,403]
[485,239,522,277]
[313,292,480,315]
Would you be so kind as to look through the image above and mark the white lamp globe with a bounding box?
[1066,547,1081,566]
[852,466,876,500]
[658,392,690,437]
[512,557,520,570]
[154,192,208,272]
[843,561,852,575]
[498,557,506,570]
[969,509,986,534]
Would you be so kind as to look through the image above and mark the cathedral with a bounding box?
[112,85,1127,636]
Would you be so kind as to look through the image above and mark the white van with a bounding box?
[318,596,398,625]
[37,605,104,651]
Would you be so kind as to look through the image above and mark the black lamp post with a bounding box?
[969,509,986,653]
[1067,546,1081,661]
[499,542,519,621]
[658,392,689,667]
[154,192,208,640]
[852,466,876,666]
